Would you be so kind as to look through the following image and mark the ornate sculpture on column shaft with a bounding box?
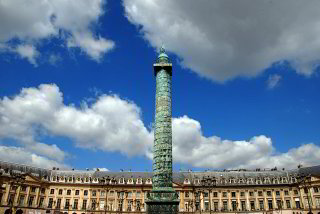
[146,46,179,214]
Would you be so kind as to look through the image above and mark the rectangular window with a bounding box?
[109,191,114,196]
[82,200,87,210]
[267,191,272,196]
[223,201,228,211]
[21,186,27,192]
[250,201,255,210]
[59,189,63,195]
[258,191,263,196]
[214,202,218,211]
[205,201,209,211]
[127,191,132,198]
[57,198,61,208]
[222,192,227,197]
[232,192,236,197]
[101,191,105,197]
[92,190,96,197]
[314,187,319,193]
[73,199,78,209]
[204,192,209,197]
[249,192,254,196]
[259,200,264,210]
[286,200,291,208]
[91,199,96,210]
[84,190,88,196]
[276,191,280,196]
[31,187,36,192]
[39,198,44,207]
[67,190,71,195]
[232,201,237,211]
[268,200,273,209]
[75,190,79,195]
[8,194,14,205]
[136,191,141,198]
[277,200,282,209]
[19,195,25,206]
[294,190,298,195]
[213,192,218,197]
[295,201,300,209]
[185,191,189,198]
[284,190,289,195]
[241,201,246,211]
[65,199,70,209]
[48,198,53,208]
[28,196,34,207]
[41,188,45,194]
[50,189,54,194]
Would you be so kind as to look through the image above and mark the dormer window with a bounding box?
[77,177,80,182]
[69,177,72,182]
[264,177,271,184]
[194,179,200,184]
[184,179,190,184]
[85,177,89,182]
[93,178,98,182]
[136,178,142,184]
[52,176,56,181]
[128,179,133,184]
[282,177,288,183]
[291,177,297,183]
[119,178,125,184]
[146,178,152,184]
[239,178,244,184]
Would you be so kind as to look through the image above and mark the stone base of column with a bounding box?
[146,189,180,214]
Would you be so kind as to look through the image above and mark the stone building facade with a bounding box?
[0,161,319,214]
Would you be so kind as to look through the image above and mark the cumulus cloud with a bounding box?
[123,0,320,82]
[0,0,114,64]
[267,74,282,89]
[0,84,152,161]
[0,145,68,169]
[172,116,320,169]
[1,84,319,170]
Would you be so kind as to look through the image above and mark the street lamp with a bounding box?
[297,173,313,214]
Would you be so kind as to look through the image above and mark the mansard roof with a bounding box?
[1,160,319,185]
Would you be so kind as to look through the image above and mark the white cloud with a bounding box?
[15,44,39,66]
[267,74,282,89]
[123,0,320,82]
[0,84,152,160]
[0,145,68,169]
[171,116,320,169]
[1,84,319,170]
[0,0,114,64]
[48,53,62,65]
[67,32,115,62]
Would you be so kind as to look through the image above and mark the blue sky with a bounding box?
[0,0,319,171]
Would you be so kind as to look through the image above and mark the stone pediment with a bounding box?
[24,173,41,183]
